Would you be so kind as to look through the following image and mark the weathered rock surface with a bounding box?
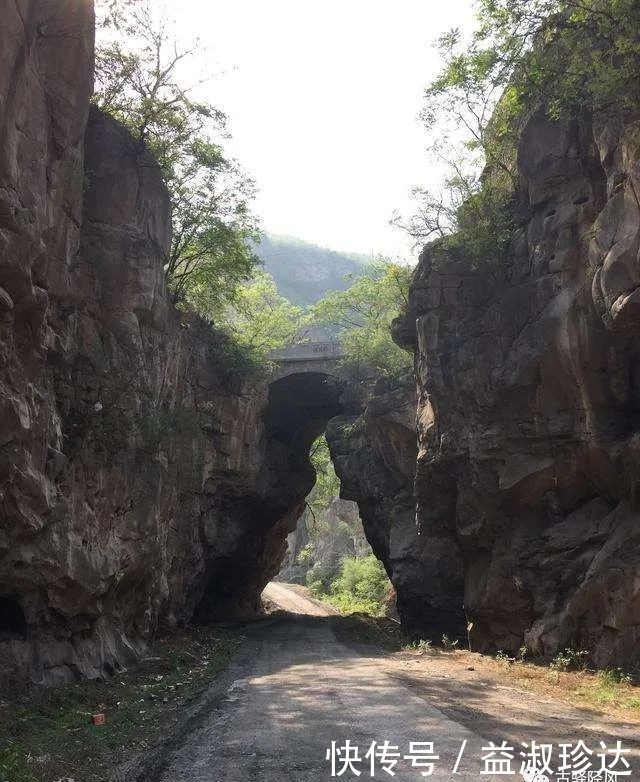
[6,0,640,685]
[395,108,640,665]
[0,1,331,685]
[325,376,459,636]
[278,498,370,585]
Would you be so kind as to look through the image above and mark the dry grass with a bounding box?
[455,651,640,722]
[336,613,640,724]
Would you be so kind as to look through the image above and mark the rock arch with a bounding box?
[193,369,348,622]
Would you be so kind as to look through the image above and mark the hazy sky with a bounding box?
[166,0,476,260]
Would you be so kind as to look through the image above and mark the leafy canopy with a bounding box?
[312,260,412,379]
[218,271,309,362]
[398,0,640,267]
[93,0,259,308]
[424,0,640,163]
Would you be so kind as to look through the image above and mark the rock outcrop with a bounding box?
[0,0,332,685]
[326,376,463,636]
[395,108,640,665]
[278,498,370,585]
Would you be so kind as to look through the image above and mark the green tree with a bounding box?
[398,0,640,266]
[219,271,309,363]
[333,555,389,606]
[309,555,391,616]
[422,0,640,165]
[307,435,340,516]
[93,0,259,308]
[312,260,412,379]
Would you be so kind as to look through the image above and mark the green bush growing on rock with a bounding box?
[399,0,640,270]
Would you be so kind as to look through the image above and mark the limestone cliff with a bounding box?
[394,108,640,665]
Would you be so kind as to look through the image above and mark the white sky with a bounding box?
[165,0,476,260]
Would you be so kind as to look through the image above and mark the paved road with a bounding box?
[155,584,514,781]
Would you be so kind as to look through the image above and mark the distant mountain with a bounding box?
[253,234,370,307]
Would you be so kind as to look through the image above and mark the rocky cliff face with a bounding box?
[0,1,322,685]
[325,377,462,636]
[395,108,640,665]
[5,0,639,686]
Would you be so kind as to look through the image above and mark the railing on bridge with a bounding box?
[270,340,343,362]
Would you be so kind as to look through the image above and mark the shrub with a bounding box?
[305,563,339,595]
[550,648,589,672]
[407,639,434,655]
[332,556,389,606]
[598,668,633,686]
[441,634,459,650]
[308,555,392,617]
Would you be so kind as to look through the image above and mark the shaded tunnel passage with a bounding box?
[264,371,345,453]
[0,595,28,641]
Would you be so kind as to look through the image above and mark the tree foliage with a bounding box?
[398,0,640,266]
[424,0,640,163]
[93,0,259,308]
[332,555,389,607]
[312,260,412,379]
[308,436,341,517]
[218,271,309,363]
[308,555,391,617]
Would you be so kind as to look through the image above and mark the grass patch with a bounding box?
[319,593,387,617]
[485,657,640,719]
[0,626,237,782]
[570,668,639,711]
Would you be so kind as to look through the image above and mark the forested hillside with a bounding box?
[253,234,369,306]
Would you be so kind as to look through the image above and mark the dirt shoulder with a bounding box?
[333,614,640,746]
[269,584,640,743]
[265,581,340,615]
[5,597,640,782]
[0,626,241,782]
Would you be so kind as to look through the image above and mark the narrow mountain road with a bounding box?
[261,581,336,616]
[153,584,640,781]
